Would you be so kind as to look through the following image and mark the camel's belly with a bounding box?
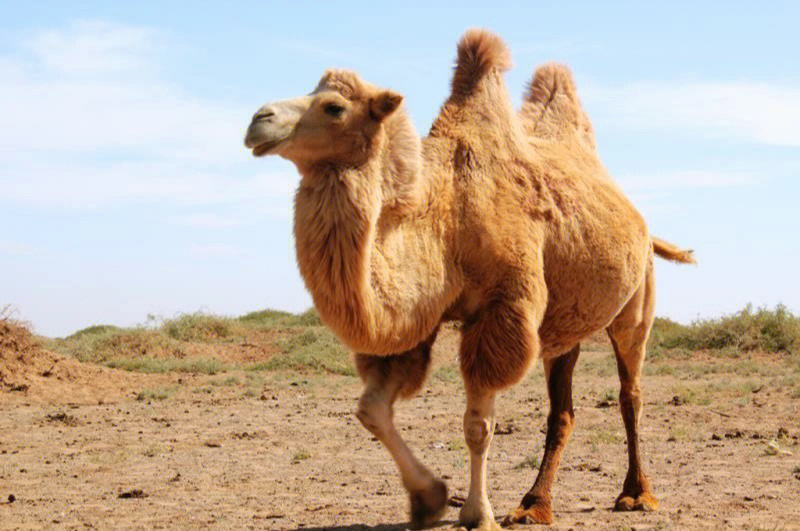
[538,238,649,357]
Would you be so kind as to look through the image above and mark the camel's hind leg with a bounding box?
[606,259,659,512]
[503,344,580,525]
[354,329,447,529]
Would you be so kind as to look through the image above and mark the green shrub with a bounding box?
[136,384,180,401]
[106,357,225,374]
[237,309,296,328]
[161,313,235,341]
[258,327,353,375]
[237,307,321,329]
[649,305,800,355]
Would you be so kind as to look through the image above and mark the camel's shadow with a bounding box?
[290,521,457,531]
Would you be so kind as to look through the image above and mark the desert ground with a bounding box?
[1,313,799,530]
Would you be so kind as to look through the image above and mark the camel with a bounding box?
[244,29,694,530]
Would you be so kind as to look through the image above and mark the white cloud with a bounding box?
[0,75,248,162]
[25,20,156,75]
[585,81,800,146]
[0,19,302,214]
[0,20,249,163]
[0,159,297,211]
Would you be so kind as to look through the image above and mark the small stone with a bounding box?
[118,489,147,499]
[8,494,15,503]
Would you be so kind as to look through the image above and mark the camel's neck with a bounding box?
[293,115,460,354]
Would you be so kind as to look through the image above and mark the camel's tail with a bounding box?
[652,237,696,264]
[521,63,596,149]
[451,29,512,97]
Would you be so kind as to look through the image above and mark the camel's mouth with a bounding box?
[251,139,285,157]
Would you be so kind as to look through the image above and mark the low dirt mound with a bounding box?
[1,319,159,404]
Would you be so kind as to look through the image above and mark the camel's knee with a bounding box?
[549,410,575,434]
[464,416,493,454]
[619,382,643,408]
[355,345,433,400]
[355,390,392,437]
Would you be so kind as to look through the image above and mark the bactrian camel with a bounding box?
[244,29,694,530]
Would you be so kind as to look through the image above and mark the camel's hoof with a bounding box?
[409,478,448,529]
[501,502,553,526]
[614,491,658,512]
[455,518,503,531]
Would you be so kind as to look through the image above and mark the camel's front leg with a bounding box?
[354,336,447,530]
[457,298,543,531]
[457,388,500,531]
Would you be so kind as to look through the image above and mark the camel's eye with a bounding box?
[324,103,345,117]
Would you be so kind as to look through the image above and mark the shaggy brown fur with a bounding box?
[244,29,694,530]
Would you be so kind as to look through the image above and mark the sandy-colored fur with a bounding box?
[245,28,693,529]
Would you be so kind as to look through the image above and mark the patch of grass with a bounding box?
[69,324,123,338]
[210,375,239,386]
[237,309,294,328]
[242,372,264,398]
[514,452,540,470]
[588,428,624,446]
[45,412,80,426]
[736,396,751,406]
[142,443,168,457]
[579,355,617,377]
[258,327,354,376]
[292,308,323,327]
[599,387,618,403]
[646,345,694,362]
[242,387,260,398]
[433,364,460,383]
[136,384,179,401]
[447,438,465,452]
[50,309,330,364]
[161,313,237,341]
[291,448,311,463]
[668,424,702,442]
[729,379,763,397]
[237,307,321,329]
[107,357,225,374]
[244,372,265,385]
[649,305,800,355]
[48,327,186,363]
[670,385,712,406]
[644,363,678,376]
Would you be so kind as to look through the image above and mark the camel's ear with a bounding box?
[369,90,403,122]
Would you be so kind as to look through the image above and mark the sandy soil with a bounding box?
[1,326,799,530]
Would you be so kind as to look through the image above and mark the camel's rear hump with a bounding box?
[521,63,596,149]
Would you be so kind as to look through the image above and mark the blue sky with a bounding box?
[2,1,799,336]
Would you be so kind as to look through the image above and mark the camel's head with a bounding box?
[244,69,404,167]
